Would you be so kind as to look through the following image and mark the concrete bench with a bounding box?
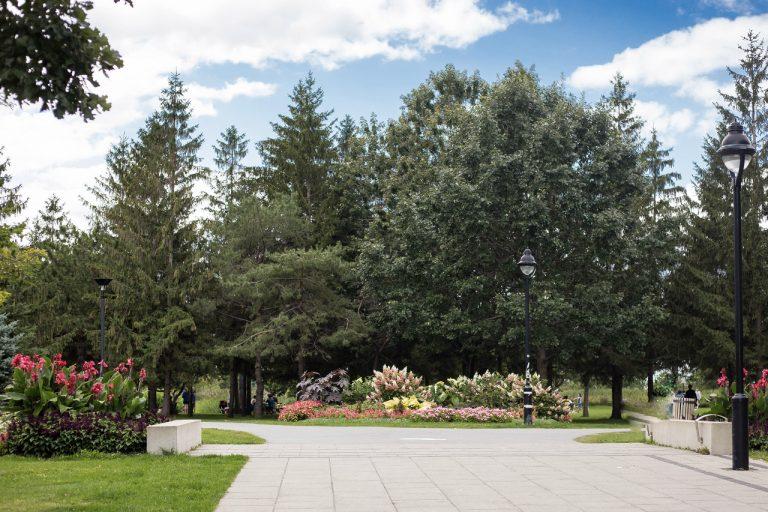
[147,419,202,454]
[645,418,731,455]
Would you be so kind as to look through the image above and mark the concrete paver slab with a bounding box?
[194,423,768,512]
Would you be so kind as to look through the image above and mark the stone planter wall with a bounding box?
[645,419,731,455]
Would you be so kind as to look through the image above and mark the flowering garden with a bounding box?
[709,368,768,452]
[278,365,572,424]
[0,353,161,457]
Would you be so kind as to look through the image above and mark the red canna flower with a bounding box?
[55,371,67,386]
[91,382,104,395]
[139,368,147,381]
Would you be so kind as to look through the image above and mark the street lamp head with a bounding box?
[94,278,112,288]
[518,248,537,277]
[717,121,755,174]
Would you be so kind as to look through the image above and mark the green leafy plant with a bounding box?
[1,353,147,418]
[343,377,374,404]
[2,411,163,457]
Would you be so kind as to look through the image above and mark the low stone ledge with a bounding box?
[147,419,202,454]
[645,419,731,455]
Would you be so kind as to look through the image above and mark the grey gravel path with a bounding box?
[193,422,768,512]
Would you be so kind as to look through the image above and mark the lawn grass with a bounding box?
[0,452,246,512]
[753,450,768,463]
[187,404,629,429]
[202,428,265,444]
[575,430,646,444]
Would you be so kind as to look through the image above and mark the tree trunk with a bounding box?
[546,358,554,387]
[238,366,247,416]
[244,367,252,416]
[228,358,237,417]
[148,383,158,413]
[536,347,547,383]
[253,355,264,418]
[647,369,655,402]
[161,366,172,417]
[582,375,590,418]
[610,366,623,420]
[297,350,306,378]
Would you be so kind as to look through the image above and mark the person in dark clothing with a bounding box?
[684,384,698,406]
[265,393,278,414]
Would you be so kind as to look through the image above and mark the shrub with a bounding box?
[296,369,349,404]
[370,365,422,401]
[2,411,164,457]
[749,421,768,451]
[1,353,147,418]
[343,377,374,404]
[709,368,768,424]
[422,371,571,421]
[383,395,431,412]
[409,406,522,423]
[278,400,324,421]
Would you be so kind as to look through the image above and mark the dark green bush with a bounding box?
[3,411,164,458]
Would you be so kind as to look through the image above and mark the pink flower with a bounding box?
[107,393,114,401]
[744,368,749,378]
[52,353,67,367]
[116,362,128,374]
[139,368,147,381]
[55,371,67,386]
[98,360,108,369]
[67,374,77,394]
[81,361,98,376]
[126,358,134,368]
[91,382,104,395]
[11,354,23,367]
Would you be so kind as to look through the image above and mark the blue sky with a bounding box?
[3,0,767,225]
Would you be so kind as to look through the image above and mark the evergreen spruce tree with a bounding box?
[718,30,768,365]
[639,129,683,400]
[209,125,250,217]
[258,73,338,244]
[0,312,22,389]
[89,73,205,415]
[604,73,644,146]
[8,198,93,359]
[0,148,43,305]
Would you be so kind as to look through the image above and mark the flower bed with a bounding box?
[278,400,524,423]
[710,368,768,450]
[423,371,571,421]
[408,406,522,423]
[1,411,164,457]
[0,353,158,457]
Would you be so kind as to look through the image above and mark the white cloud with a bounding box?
[187,79,278,117]
[568,13,768,106]
[3,0,556,227]
[635,100,695,144]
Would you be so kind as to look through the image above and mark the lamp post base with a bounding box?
[732,393,749,470]
[523,384,533,425]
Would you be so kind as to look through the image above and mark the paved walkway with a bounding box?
[193,422,768,512]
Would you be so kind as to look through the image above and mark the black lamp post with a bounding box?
[717,121,755,471]
[94,278,112,375]
[518,248,537,425]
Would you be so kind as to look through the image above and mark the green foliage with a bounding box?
[1,354,147,418]
[422,371,571,421]
[0,313,21,389]
[343,377,374,404]
[0,0,130,120]
[2,412,162,457]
